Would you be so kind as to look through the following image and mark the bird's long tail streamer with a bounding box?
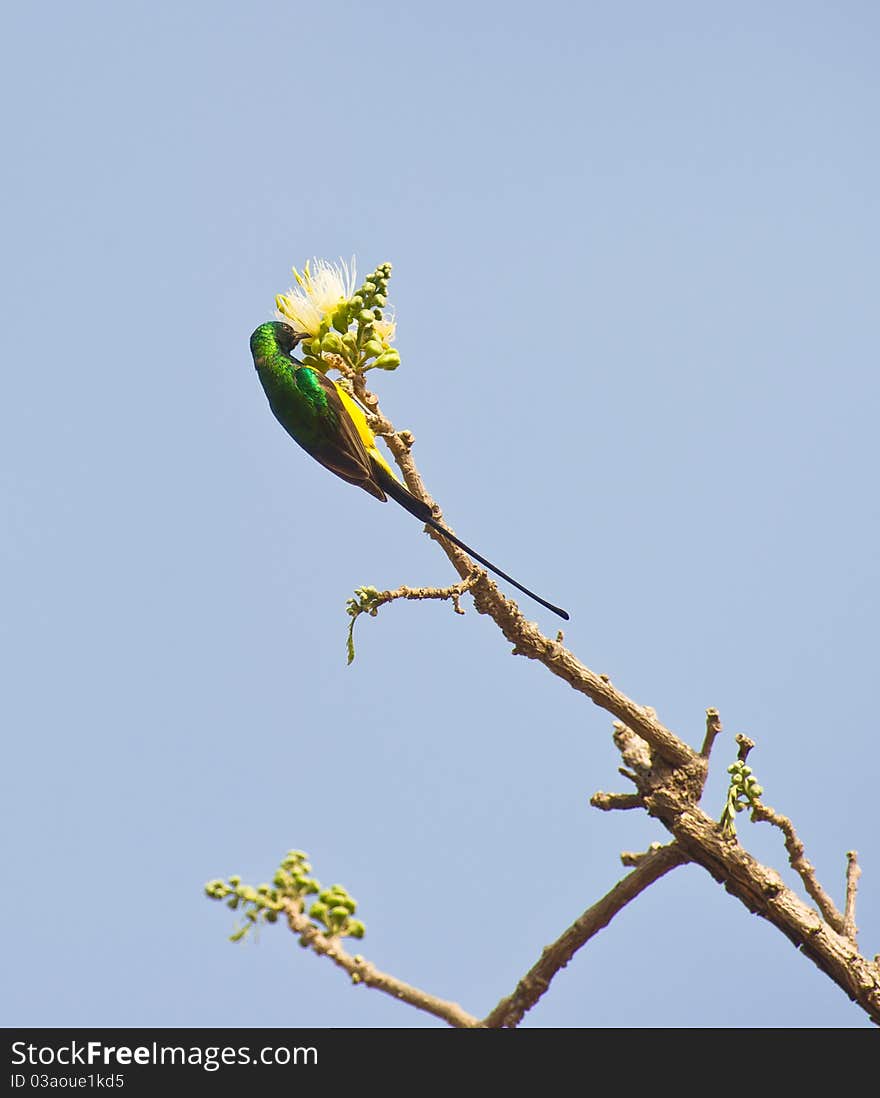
[374,466,569,621]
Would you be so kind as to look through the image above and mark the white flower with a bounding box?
[373,313,397,346]
[276,256,357,336]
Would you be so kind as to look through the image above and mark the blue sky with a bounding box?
[2,1,878,1028]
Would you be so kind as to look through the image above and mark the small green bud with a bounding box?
[228,875,241,886]
[330,905,351,921]
[752,785,763,797]
[332,305,351,334]
[373,294,386,308]
[363,339,384,358]
[265,911,278,923]
[372,350,401,370]
[362,281,377,295]
[349,295,363,310]
[342,332,358,352]
[358,309,376,325]
[321,331,344,354]
[348,920,366,939]
[226,897,239,910]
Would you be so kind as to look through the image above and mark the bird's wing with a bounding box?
[297,367,387,500]
[334,384,400,483]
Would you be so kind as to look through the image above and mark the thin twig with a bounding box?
[346,573,482,663]
[844,851,861,943]
[749,800,846,934]
[590,792,643,811]
[283,901,480,1028]
[736,733,755,760]
[621,843,668,866]
[700,708,723,758]
[481,843,688,1028]
[362,574,481,613]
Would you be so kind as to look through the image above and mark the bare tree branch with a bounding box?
[310,380,880,1026]
[621,843,668,866]
[749,800,845,933]
[591,791,643,811]
[482,843,689,1028]
[700,707,723,759]
[355,574,480,614]
[845,851,861,943]
[282,901,480,1029]
[656,796,880,1022]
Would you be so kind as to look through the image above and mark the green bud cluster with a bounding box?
[353,262,392,314]
[345,585,383,665]
[205,849,319,943]
[205,850,365,943]
[272,849,321,900]
[720,760,765,836]
[309,884,365,940]
[300,262,400,375]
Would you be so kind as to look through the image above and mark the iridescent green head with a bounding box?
[249,321,307,362]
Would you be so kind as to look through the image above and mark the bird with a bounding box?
[249,321,569,620]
